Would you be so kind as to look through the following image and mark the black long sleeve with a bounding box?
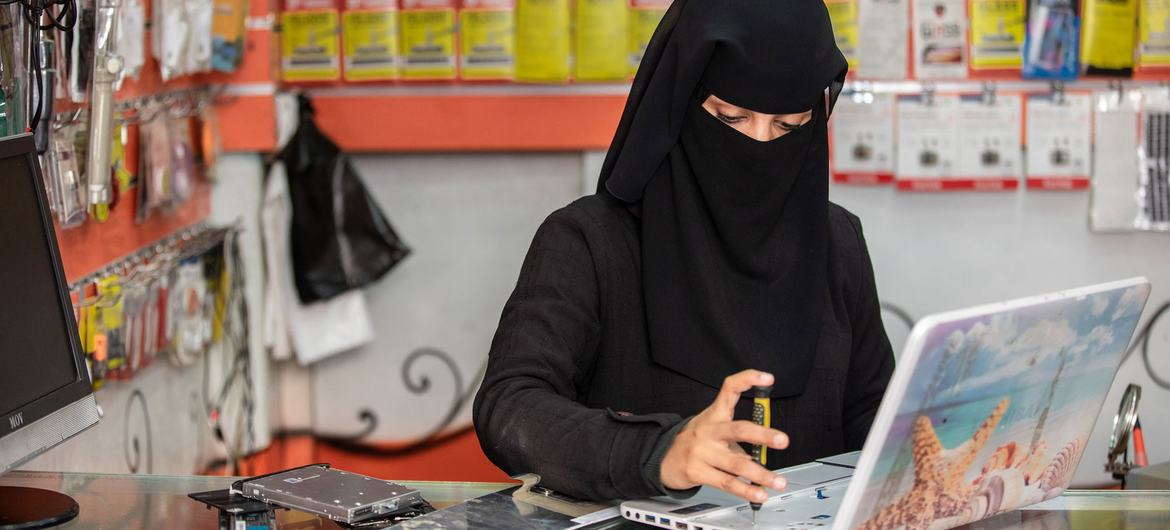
[840,214,896,450]
[473,196,894,501]
[472,210,683,501]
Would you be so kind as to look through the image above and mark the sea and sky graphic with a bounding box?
[852,283,1150,530]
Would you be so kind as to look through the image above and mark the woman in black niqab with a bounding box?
[600,0,848,399]
[474,0,893,504]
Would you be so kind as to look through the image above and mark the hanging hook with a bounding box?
[981,82,997,106]
[921,82,936,107]
[1050,80,1067,105]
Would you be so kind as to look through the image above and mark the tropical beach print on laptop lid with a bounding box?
[850,282,1150,530]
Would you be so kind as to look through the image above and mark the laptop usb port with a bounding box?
[646,515,656,523]
[675,522,688,529]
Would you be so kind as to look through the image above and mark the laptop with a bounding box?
[621,278,1152,530]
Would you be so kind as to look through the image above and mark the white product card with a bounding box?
[956,93,1022,188]
[1090,90,1142,231]
[896,94,959,188]
[858,0,910,79]
[912,0,968,79]
[1025,93,1092,189]
[831,92,897,184]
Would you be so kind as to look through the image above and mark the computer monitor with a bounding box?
[0,133,101,527]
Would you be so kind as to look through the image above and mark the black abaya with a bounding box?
[472,196,894,500]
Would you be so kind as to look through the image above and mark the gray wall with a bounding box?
[830,185,1170,487]
[310,153,584,440]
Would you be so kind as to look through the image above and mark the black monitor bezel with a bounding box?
[0,133,94,439]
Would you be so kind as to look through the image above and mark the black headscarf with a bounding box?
[598,0,847,398]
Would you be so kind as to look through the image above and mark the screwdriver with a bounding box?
[750,384,772,525]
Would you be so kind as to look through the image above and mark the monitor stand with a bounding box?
[0,486,79,529]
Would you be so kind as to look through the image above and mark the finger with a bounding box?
[716,420,789,449]
[691,465,770,504]
[714,370,774,420]
[710,450,788,491]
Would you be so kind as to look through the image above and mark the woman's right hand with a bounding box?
[659,370,789,503]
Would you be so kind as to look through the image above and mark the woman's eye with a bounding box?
[717,113,745,124]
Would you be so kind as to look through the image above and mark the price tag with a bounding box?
[400,0,457,79]
[912,0,968,79]
[575,0,629,81]
[343,0,400,81]
[831,92,896,184]
[461,0,515,79]
[281,8,342,81]
[515,0,571,82]
[896,94,960,189]
[1026,93,1091,189]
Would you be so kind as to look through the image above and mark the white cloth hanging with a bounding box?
[261,159,375,365]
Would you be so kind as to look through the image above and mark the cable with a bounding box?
[14,0,77,132]
[199,228,260,476]
[880,302,916,331]
[1125,300,1170,390]
[123,388,153,474]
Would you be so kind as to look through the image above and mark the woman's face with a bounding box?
[701,94,813,142]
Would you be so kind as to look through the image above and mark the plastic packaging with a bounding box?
[825,0,859,71]
[1137,88,1170,231]
[281,0,342,81]
[1081,0,1137,76]
[460,0,515,80]
[515,0,570,82]
[574,0,628,81]
[400,0,457,79]
[1022,0,1080,79]
[278,95,411,303]
[154,0,191,81]
[911,0,968,79]
[49,126,89,228]
[186,0,215,73]
[1089,88,1142,231]
[628,0,668,75]
[116,0,146,86]
[969,0,1026,71]
[342,0,401,81]
[857,0,909,79]
[212,0,248,71]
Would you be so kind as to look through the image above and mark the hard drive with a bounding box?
[236,464,423,524]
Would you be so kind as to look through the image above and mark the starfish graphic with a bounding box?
[857,398,1010,530]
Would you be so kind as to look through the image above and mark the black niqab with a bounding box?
[598,0,848,398]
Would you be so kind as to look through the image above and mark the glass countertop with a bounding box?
[1,470,1168,529]
[0,470,511,529]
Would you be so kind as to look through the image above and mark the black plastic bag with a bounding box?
[278,94,410,304]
